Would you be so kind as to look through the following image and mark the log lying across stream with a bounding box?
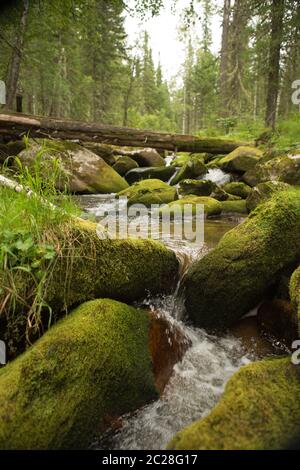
[0,112,251,154]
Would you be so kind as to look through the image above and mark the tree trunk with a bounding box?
[219,0,231,115]
[265,0,285,130]
[5,0,29,110]
[0,112,250,154]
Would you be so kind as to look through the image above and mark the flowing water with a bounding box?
[75,194,278,450]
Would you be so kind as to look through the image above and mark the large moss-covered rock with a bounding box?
[243,155,300,187]
[128,148,166,167]
[118,179,177,207]
[159,196,222,217]
[0,219,179,357]
[218,146,262,173]
[81,142,117,166]
[0,299,158,449]
[171,153,209,167]
[246,181,291,212]
[167,357,300,450]
[289,266,300,337]
[112,156,139,176]
[222,182,251,199]
[171,156,207,185]
[178,179,215,197]
[183,189,300,329]
[125,166,176,184]
[220,199,247,215]
[17,139,129,194]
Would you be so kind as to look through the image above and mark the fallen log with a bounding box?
[0,112,251,154]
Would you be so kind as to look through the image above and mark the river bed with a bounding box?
[74,194,283,450]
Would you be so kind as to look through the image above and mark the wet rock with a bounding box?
[0,299,159,449]
[218,146,262,173]
[167,356,300,450]
[246,181,292,212]
[125,166,176,184]
[183,188,300,329]
[222,182,252,199]
[117,179,177,207]
[112,156,139,176]
[257,299,299,347]
[17,139,129,194]
[149,312,191,393]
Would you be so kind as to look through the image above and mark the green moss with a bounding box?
[167,357,300,450]
[289,266,300,336]
[222,182,252,199]
[178,179,215,197]
[117,179,177,206]
[220,199,247,214]
[246,181,291,212]
[219,146,262,173]
[112,156,139,176]
[159,196,222,217]
[170,157,207,185]
[0,299,158,449]
[1,219,179,357]
[243,155,300,187]
[184,188,300,329]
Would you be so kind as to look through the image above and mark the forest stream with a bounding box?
[75,194,286,451]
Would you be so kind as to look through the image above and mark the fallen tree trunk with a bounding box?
[0,112,251,154]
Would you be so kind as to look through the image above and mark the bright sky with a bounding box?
[125,0,223,83]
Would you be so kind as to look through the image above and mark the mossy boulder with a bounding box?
[218,146,263,173]
[246,181,292,212]
[17,139,129,194]
[112,156,139,176]
[210,186,230,201]
[159,196,222,218]
[170,157,207,185]
[170,153,208,168]
[0,299,158,449]
[183,189,300,329]
[178,179,215,197]
[81,143,117,166]
[125,166,176,184]
[117,179,177,207]
[222,182,251,199]
[0,219,179,357]
[220,199,247,215]
[128,148,166,168]
[167,357,300,450]
[289,266,300,337]
[243,155,300,187]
